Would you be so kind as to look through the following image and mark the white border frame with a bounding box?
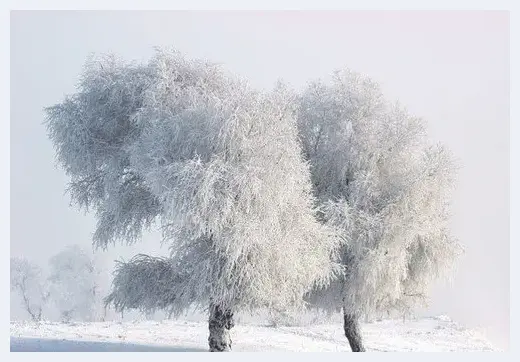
[2,1,516,359]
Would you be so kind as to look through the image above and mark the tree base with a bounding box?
[343,312,365,352]
[208,304,234,352]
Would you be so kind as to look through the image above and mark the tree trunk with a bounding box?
[343,311,365,352]
[208,304,234,352]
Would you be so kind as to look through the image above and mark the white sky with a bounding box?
[10,10,509,349]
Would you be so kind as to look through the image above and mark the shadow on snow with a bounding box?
[10,337,206,352]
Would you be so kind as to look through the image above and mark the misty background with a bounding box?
[10,11,509,349]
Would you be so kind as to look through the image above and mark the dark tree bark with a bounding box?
[343,311,365,352]
[208,304,234,352]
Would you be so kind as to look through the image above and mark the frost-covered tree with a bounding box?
[45,48,340,351]
[297,70,461,351]
[10,257,49,322]
[47,245,98,322]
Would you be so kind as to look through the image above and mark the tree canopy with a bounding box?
[298,70,461,317]
[45,49,341,316]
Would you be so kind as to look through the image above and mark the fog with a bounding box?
[10,11,509,349]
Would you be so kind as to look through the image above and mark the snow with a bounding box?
[10,316,498,352]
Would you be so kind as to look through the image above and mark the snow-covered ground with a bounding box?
[10,316,498,352]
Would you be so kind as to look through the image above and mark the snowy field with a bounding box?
[10,316,498,352]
